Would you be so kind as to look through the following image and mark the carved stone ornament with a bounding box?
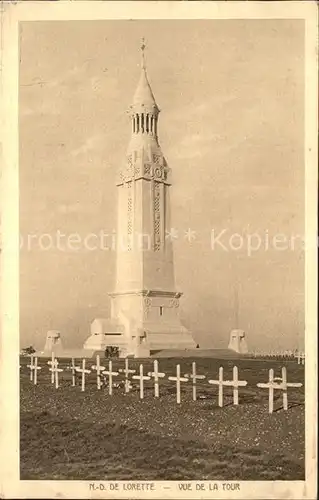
[144,164,151,175]
[134,164,141,176]
[154,167,162,179]
[143,297,152,319]
[153,182,161,251]
[153,153,161,164]
[169,298,179,308]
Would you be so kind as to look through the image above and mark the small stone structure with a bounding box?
[43,330,64,353]
[228,329,248,354]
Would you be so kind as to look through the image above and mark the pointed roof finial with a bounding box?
[131,38,159,111]
[141,37,146,70]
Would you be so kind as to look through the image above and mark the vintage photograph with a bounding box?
[0,3,317,498]
[18,18,307,481]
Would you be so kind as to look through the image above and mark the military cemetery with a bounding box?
[20,350,305,480]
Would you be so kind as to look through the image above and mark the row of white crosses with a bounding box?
[76,360,303,412]
[27,355,42,385]
[26,354,121,393]
[48,353,63,389]
[167,363,248,406]
[252,350,297,359]
[208,366,248,407]
[257,367,303,413]
[26,356,303,412]
[76,358,166,399]
[25,356,248,405]
[30,355,248,406]
[294,351,305,365]
[119,358,136,393]
[79,356,119,394]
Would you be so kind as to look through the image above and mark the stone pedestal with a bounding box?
[83,318,129,358]
[83,291,196,358]
[43,330,64,354]
[228,329,248,354]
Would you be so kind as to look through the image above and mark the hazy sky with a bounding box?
[19,19,304,351]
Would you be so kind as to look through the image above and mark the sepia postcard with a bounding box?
[0,1,318,499]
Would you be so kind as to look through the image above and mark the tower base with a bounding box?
[83,316,196,358]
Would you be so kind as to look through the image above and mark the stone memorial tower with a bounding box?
[84,42,195,357]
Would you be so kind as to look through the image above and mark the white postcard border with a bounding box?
[1,2,317,499]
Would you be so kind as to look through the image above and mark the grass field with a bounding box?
[20,356,305,480]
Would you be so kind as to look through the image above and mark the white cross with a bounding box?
[119,358,136,393]
[256,368,280,413]
[76,359,91,392]
[91,355,106,390]
[257,368,303,413]
[184,361,205,401]
[27,355,35,382]
[295,352,305,365]
[47,352,56,384]
[279,368,288,410]
[133,364,150,399]
[208,366,228,407]
[102,361,119,396]
[257,369,275,413]
[280,367,303,411]
[282,366,303,409]
[223,366,248,405]
[49,359,64,389]
[168,364,188,404]
[70,358,78,387]
[33,357,42,385]
[148,360,165,397]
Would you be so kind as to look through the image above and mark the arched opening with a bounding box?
[141,113,144,133]
[146,114,149,133]
[136,114,139,133]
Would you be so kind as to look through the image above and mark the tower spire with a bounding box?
[141,37,146,70]
[130,41,158,112]
[128,41,160,140]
